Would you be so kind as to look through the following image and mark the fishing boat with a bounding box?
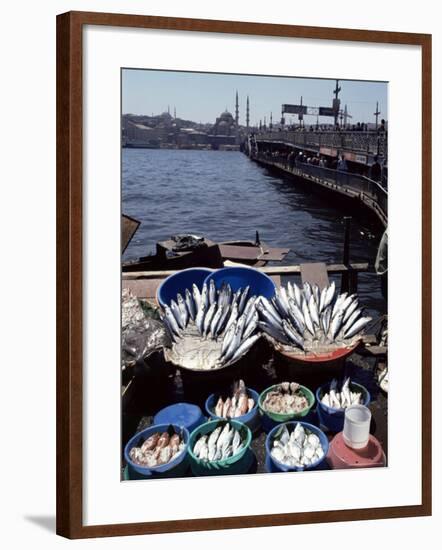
[122,215,290,272]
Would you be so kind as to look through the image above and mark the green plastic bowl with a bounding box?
[258,383,315,423]
[188,419,252,475]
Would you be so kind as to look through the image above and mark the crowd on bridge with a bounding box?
[255,148,387,188]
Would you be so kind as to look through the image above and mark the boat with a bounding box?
[121,215,289,272]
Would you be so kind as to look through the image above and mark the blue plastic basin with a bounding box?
[316,380,371,433]
[205,388,261,433]
[203,267,276,300]
[157,267,213,308]
[154,403,206,434]
[265,421,329,472]
[124,423,190,478]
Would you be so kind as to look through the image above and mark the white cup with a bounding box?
[343,405,372,449]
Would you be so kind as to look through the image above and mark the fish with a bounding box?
[177,293,188,328]
[195,302,206,335]
[164,305,181,336]
[215,397,224,417]
[221,322,236,356]
[258,321,291,345]
[224,302,239,333]
[302,300,315,336]
[210,305,224,337]
[228,333,261,365]
[303,282,313,302]
[185,288,196,321]
[200,283,209,311]
[321,378,362,409]
[193,436,208,459]
[209,279,217,305]
[232,430,242,454]
[192,283,201,312]
[203,302,217,336]
[343,316,372,339]
[282,320,304,349]
[242,312,259,340]
[129,430,185,468]
[308,294,320,327]
[271,423,324,468]
[259,296,282,325]
[170,299,184,329]
[238,286,250,315]
[329,310,345,341]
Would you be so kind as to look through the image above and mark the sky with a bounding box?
[122,69,388,127]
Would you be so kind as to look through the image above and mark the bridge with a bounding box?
[250,152,387,228]
[254,129,387,164]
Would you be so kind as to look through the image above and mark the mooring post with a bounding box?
[341,216,352,293]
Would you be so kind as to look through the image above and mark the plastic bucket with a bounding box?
[157,267,213,308]
[316,381,371,433]
[203,267,276,300]
[124,423,190,478]
[205,388,261,434]
[265,421,329,472]
[258,383,315,432]
[188,419,252,476]
[153,403,206,434]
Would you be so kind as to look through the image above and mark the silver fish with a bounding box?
[224,302,239,333]
[341,308,362,335]
[195,302,206,335]
[209,279,217,305]
[185,288,196,321]
[288,299,305,333]
[222,323,243,362]
[232,430,242,454]
[192,283,201,311]
[303,282,313,302]
[282,319,304,349]
[302,300,315,336]
[312,284,320,305]
[242,312,258,340]
[170,299,184,329]
[293,283,303,309]
[203,302,217,336]
[221,321,236,356]
[193,435,208,458]
[343,298,359,323]
[238,285,250,315]
[308,294,320,327]
[258,321,291,345]
[164,305,181,335]
[200,283,209,311]
[215,304,231,335]
[228,333,261,364]
[329,310,345,340]
[243,296,258,326]
[323,281,336,310]
[257,302,283,329]
[343,316,372,339]
[210,305,224,337]
[332,292,348,318]
[177,293,188,328]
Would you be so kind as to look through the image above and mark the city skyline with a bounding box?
[122,69,388,127]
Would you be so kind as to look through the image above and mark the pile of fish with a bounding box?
[192,422,245,462]
[262,382,309,415]
[270,423,325,468]
[129,430,185,468]
[214,379,255,418]
[162,281,261,370]
[257,281,372,354]
[320,378,363,409]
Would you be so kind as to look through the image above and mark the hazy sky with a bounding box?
[122,69,388,126]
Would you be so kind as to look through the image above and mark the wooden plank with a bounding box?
[300,262,330,289]
[218,244,289,262]
[122,262,369,280]
[121,214,140,253]
[122,278,163,300]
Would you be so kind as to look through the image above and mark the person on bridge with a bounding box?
[370,155,382,182]
[337,154,348,172]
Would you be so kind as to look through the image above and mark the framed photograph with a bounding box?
[57,11,432,538]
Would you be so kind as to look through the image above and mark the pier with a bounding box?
[248,128,388,228]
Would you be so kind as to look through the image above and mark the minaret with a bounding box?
[270,112,273,130]
[174,106,176,119]
[235,90,239,126]
[246,96,250,131]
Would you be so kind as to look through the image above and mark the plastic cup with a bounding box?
[343,405,372,449]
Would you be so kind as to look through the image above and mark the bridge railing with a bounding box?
[256,129,387,158]
[254,153,388,220]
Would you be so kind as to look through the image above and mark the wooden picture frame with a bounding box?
[56,11,432,539]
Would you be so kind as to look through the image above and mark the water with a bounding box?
[122,149,386,318]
